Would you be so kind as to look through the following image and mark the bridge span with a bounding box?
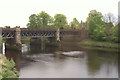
[0,27,83,45]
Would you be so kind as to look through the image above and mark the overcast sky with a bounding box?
[0,0,119,27]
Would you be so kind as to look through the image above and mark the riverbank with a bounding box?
[0,54,19,79]
[79,40,119,49]
[61,36,119,52]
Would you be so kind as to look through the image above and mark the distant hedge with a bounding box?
[0,54,19,79]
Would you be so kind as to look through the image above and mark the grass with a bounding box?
[81,46,119,52]
[79,40,119,49]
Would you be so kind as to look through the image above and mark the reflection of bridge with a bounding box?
[0,27,82,44]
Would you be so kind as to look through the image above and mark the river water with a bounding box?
[5,38,118,78]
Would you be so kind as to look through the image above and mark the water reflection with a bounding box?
[5,50,22,71]
[5,39,118,78]
[22,44,30,54]
[86,50,118,77]
[3,43,5,55]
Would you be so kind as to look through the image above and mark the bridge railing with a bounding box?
[21,28,57,38]
[2,28,15,38]
[60,29,81,36]
[2,28,81,38]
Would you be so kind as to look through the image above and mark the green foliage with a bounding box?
[102,21,119,42]
[87,10,102,19]
[0,54,19,79]
[27,11,68,29]
[110,25,119,42]
[79,40,118,48]
[54,14,68,28]
[38,11,54,28]
[0,36,2,44]
[70,18,79,29]
[87,10,107,41]
[27,14,38,28]
[27,11,54,28]
[27,10,119,43]
[64,25,71,29]
[87,10,119,42]
[105,22,113,28]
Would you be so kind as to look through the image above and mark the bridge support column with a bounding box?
[56,28,60,42]
[15,26,21,45]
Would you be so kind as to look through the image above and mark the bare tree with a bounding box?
[102,13,117,25]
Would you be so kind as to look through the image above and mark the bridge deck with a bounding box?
[2,28,81,38]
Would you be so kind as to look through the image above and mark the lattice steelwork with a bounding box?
[2,28,81,38]
[21,28,57,38]
[2,28,15,38]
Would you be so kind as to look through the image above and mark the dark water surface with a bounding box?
[5,39,118,78]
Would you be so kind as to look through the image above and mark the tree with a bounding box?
[87,10,106,41]
[78,20,88,30]
[38,11,54,28]
[27,11,54,28]
[27,14,38,28]
[70,18,79,29]
[54,14,68,28]
[110,23,120,43]
[102,13,119,42]
[102,13,117,25]
[87,10,102,20]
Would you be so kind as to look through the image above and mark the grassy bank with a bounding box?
[79,40,119,49]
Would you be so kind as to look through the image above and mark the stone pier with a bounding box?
[15,26,21,45]
[5,26,22,51]
[56,28,60,42]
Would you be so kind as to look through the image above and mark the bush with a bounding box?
[0,36,2,44]
[0,54,19,79]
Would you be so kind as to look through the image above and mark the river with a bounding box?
[4,37,118,78]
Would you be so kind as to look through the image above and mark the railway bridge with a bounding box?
[0,26,82,45]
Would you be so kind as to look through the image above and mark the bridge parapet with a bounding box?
[2,28,81,38]
[2,28,15,38]
[21,28,57,38]
[1,27,83,45]
[60,29,81,36]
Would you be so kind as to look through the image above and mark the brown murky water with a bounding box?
[5,38,118,78]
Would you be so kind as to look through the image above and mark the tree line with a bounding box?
[27,10,119,43]
[27,11,68,29]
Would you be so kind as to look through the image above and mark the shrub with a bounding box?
[0,54,19,79]
[0,36,2,44]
